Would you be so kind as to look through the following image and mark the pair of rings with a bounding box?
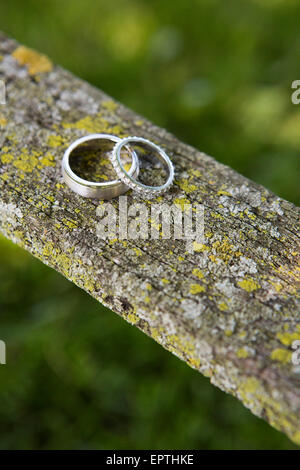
[61,134,174,200]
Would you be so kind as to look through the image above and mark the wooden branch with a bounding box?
[0,32,300,444]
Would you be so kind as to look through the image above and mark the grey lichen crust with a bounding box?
[0,32,300,444]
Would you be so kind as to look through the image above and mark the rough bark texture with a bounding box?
[0,33,299,444]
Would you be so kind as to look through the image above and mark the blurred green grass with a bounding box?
[0,0,299,449]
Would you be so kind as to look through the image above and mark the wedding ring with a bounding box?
[110,136,174,197]
[62,134,139,199]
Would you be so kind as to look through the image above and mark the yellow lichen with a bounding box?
[239,377,260,396]
[173,197,191,209]
[193,242,209,252]
[12,46,52,75]
[270,348,292,364]
[47,135,66,148]
[269,281,282,293]
[82,276,95,293]
[62,218,77,229]
[244,209,257,220]
[217,190,231,196]
[189,283,206,294]
[189,169,202,178]
[187,357,201,368]
[40,152,56,167]
[56,253,73,276]
[63,113,124,136]
[292,431,300,446]
[1,173,9,181]
[176,178,197,193]
[238,278,260,292]
[224,330,233,337]
[101,99,118,111]
[192,268,204,279]
[10,147,56,174]
[42,241,55,258]
[218,301,229,311]
[133,247,142,257]
[166,334,196,357]
[236,348,249,358]
[13,150,39,173]
[1,153,13,164]
[276,331,300,346]
[127,313,139,324]
[211,211,224,220]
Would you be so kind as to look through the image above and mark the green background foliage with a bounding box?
[0,0,299,449]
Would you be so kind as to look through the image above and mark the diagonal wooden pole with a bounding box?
[0,32,299,444]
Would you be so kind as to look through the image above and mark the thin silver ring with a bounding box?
[110,136,174,197]
[62,134,139,199]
